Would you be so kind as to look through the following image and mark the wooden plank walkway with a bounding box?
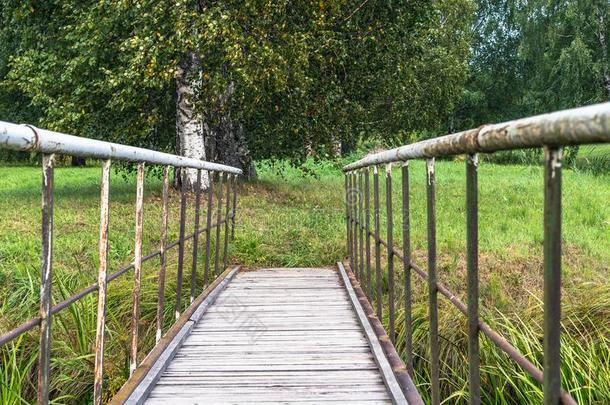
[129,268,408,404]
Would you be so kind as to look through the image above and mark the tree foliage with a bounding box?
[455,0,610,131]
[0,0,474,162]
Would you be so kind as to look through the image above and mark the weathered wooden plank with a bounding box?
[337,262,408,405]
[145,400,391,405]
[136,268,404,404]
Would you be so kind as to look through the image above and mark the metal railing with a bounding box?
[0,121,241,404]
[343,103,610,405]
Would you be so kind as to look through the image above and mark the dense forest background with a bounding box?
[1,0,609,174]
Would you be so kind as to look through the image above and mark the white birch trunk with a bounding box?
[598,12,610,101]
[176,52,209,190]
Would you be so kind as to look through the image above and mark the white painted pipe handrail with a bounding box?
[0,120,242,174]
[344,102,610,171]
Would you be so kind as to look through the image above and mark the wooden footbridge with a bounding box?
[114,266,417,404]
[1,103,609,404]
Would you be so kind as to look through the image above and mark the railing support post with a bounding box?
[401,161,413,375]
[38,153,55,405]
[385,163,395,343]
[347,172,356,274]
[358,170,365,284]
[156,166,170,344]
[345,174,352,264]
[130,163,145,376]
[203,171,214,287]
[190,170,203,303]
[222,174,232,269]
[93,159,111,404]
[231,174,238,240]
[426,158,440,405]
[466,154,481,404]
[364,167,372,301]
[175,170,188,319]
[543,147,563,405]
[353,172,359,279]
[373,166,382,320]
[214,173,225,277]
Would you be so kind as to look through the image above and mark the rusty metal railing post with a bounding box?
[385,163,395,343]
[373,166,382,319]
[355,171,360,280]
[466,154,481,404]
[156,166,170,344]
[175,171,188,320]
[543,147,563,405]
[190,170,203,303]
[230,174,238,240]
[352,172,358,272]
[222,174,232,269]
[214,172,225,277]
[93,159,111,404]
[38,153,55,405]
[426,158,440,405]
[401,161,413,375]
[345,174,352,264]
[129,163,145,376]
[364,167,372,301]
[358,170,365,284]
[203,171,214,287]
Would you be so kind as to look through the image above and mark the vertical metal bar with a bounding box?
[130,163,145,376]
[93,159,111,405]
[222,174,232,269]
[175,171,187,319]
[466,154,481,404]
[352,170,360,281]
[426,158,440,405]
[358,170,365,284]
[351,172,357,271]
[385,163,395,343]
[213,172,225,277]
[38,153,55,405]
[156,166,170,344]
[543,147,562,405]
[190,170,202,303]
[203,171,214,287]
[345,174,352,264]
[373,166,382,320]
[230,174,238,240]
[401,161,413,375]
[364,167,372,301]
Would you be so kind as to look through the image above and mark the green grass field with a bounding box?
[0,158,609,403]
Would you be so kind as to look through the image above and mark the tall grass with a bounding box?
[386,284,610,404]
[0,159,608,403]
[573,145,610,175]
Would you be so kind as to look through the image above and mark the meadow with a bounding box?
[0,156,608,404]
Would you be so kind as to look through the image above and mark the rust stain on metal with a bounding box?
[230,174,238,240]
[38,153,55,405]
[190,170,203,303]
[213,172,225,277]
[23,124,41,151]
[93,159,111,404]
[175,171,188,320]
[203,170,214,287]
[156,166,170,344]
[130,163,145,376]
[222,174,232,269]
[344,103,610,171]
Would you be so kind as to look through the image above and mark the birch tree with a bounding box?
[1,0,474,182]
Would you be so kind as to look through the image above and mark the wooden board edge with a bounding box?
[337,261,424,405]
[110,265,241,404]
